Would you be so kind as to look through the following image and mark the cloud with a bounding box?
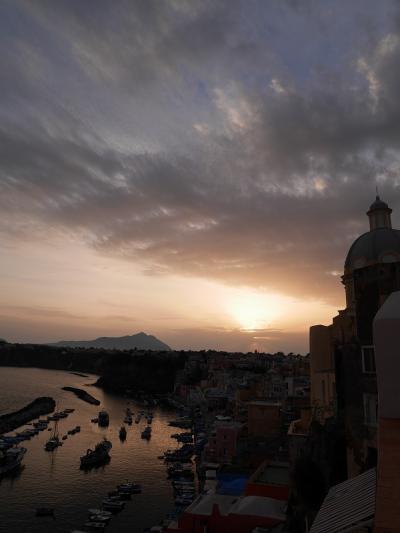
[2,0,400,321]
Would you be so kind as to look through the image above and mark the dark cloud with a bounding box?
[2,0,400,317]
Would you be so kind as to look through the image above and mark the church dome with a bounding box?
[345,227,400,272]
[344,195,400,273]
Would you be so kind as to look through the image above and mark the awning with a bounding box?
[310,468,376,533]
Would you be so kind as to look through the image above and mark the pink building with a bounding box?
[204,421,243,463]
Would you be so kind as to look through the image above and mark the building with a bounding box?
[204,421,244,463]
[167,493,287,533]
[247,400,282,438]
[310,290,400,532]
[309,195,400,477]
[245,461,290,501]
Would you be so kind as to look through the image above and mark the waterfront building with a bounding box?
[310,289,400,532]
[309,195,400,477]
[166,493,287,533]
[247,400,282,438]
[203,421,244,463]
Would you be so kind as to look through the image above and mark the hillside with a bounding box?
[50,332,171,351]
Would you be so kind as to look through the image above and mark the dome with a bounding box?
[345,227,400,272]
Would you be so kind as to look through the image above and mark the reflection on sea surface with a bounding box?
[0,367,179,533]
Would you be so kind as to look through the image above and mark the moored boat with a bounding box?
[141,426,152,439]
[119,426,127,440]
[84,521,107,529]
[101,498,124,511]
[0,446,27,475]
[98,411,109,427]
[88,509,112,518]
[80,439,112,469]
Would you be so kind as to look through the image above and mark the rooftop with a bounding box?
[251,461,290,487]
[184,493,287,521]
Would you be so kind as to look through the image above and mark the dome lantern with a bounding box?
[367,195,392,231]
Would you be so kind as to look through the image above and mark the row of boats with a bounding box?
[0,409,74,449]
[70,481,142,531]
[0,408,76,473]
[159,434,197,508]
[119,408,154,440]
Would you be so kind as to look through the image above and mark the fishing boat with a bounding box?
[117,481,142,493]
[88,513,111,523]
[0,446,27,475]
[80,439,112,468]
[98,411,109,427]
[45,419,60,451]
[141,426,152,439]
[88,509,112,518]
[101,498,124,511]
[84,521,107,529]
[119,426,127,440]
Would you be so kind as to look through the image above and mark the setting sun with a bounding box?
[225,290,287,330]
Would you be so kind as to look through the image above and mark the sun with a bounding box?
[225,289,286,331]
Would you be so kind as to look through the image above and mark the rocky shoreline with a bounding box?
[62,386,100,405]
[0,396,55,434]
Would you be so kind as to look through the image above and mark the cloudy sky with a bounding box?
[2,0,400,352]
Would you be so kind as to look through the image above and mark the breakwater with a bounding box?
[62,386,100,405]
[0,396,55,434]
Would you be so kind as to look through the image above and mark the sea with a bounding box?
[0,366,181,533]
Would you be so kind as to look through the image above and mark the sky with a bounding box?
[2,0,400,353]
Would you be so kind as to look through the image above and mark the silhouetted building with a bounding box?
[310,196,400,477]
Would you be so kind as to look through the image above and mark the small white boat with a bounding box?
[88,509,112,517]
[88,514,110,523]
[84,521,107,529]
[101,499,124,510]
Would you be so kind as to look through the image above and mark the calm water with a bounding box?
[0,367,181,533]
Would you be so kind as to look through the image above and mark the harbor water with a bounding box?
[0,366,180,533]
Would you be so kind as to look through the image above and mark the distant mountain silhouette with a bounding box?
[50,332,171,351]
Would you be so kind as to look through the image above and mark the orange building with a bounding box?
[245,461,290,501]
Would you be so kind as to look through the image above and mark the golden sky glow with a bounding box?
[0,236,337,352]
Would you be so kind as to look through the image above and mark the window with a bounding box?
[362,346,376,374]
[321,379,326,403]
[363,393,378,426]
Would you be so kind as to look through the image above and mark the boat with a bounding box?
[64,408,75,413]
[117,481,142,493]
[101,499,124,511]
[35,507,54,517]
[80,439,112,469]
[98,411,109,427]
[45,419,61,451]
[141,426,152,439]
[88,509,112,518]
[84,521,107,529]
[75,426,81,432]
[175,495,194,506]
[0,446,27,475]
[119,426,127,440]
[91,418,98,423]
[88,514,111,523]
[62,435,68,440]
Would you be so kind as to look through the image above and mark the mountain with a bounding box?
[50,332,171,351]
